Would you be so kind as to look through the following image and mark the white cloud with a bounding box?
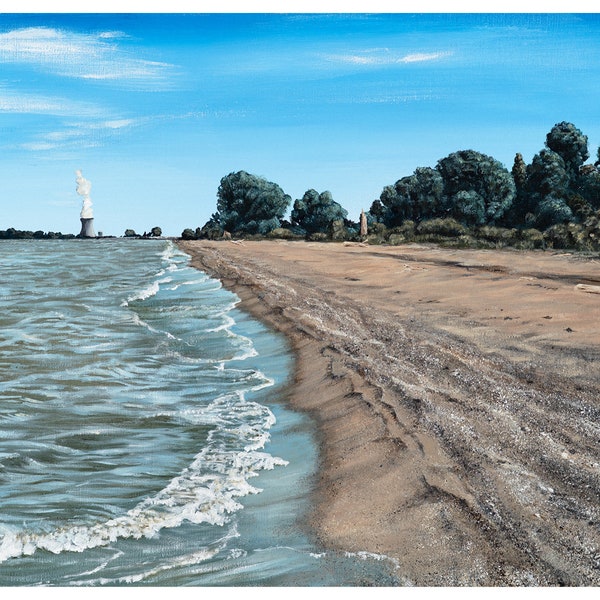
[0,88,105,117]
[399,52,450,63]
[326,49,452,66]
[18,117,141,152]
[20,141,58,151]
[0,26,174,86]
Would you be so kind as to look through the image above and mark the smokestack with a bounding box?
[76,169,96,238]
[80,218,96,237]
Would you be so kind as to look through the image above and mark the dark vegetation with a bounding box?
[185,122,600,251]
[0,227,162,240]
[3,121,599,251]
[0,228,76,240]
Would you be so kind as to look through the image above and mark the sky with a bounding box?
[1,9,600,236]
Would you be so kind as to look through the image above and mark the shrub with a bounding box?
[476,226,520,247]
[307,232,330,242]
[386,221,416,245]
[515,228,545,250]
[266,227,303,240]
[417,218,468,237]
[543,223,584,249]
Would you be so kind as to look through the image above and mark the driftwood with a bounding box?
[575,283,600,294]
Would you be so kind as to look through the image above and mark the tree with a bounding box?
[577,168,600,210]
[512,153,527,192]
[374,167,444,227]
[436,150,515,226]
[291,189,348,234]
[545,121,589,181]
[452,190,485,226]
[124,229,138,238]
[535,195,574,229]
[523,149,572,227]
[181,228,196,240]
[150,226,162,237]
[214,170,291,235]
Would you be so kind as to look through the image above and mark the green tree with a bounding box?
[214,171,291,235]
[374,167,444,227]
[523,149,572,227]
[577,167,600,210]
[181,228,196,240]
[436,150,515,226]
[512,153,527,192]
[291,189,348,234]
[150,226,162,237]
[545,121,589,181]
[124,229,138,238]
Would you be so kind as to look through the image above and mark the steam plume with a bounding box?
[76,169,93,219]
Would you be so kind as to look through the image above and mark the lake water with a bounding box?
[0,239,400,586]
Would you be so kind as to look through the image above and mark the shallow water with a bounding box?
[0,239,400,586]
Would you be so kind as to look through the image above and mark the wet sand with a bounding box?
[179,239,600,586]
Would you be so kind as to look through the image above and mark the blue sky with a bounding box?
[1,11,600,236]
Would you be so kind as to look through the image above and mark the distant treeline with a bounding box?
[0,228,76,240]
[184,121,600,251]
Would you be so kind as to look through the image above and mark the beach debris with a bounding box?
[575,283,600,294]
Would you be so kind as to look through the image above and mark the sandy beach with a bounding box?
[179,239,600,586]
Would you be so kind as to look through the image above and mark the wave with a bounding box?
[0,394,286,565]
[121,280,160,307]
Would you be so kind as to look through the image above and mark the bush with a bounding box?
[386,221,416,245]
[307,232,330,242]
[476,226,520,247]
[515,228,545,250]
[266,227,303,240]
[417,218,468,237]
[330,219,348,241]
[543,223,584,250]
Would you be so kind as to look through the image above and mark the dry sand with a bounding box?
[179,239,600,586]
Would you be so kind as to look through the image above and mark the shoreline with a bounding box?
[178,239,600,586]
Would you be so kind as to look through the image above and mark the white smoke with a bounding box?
[75,169,93,219]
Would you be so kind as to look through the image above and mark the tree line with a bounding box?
[184,121,600,251]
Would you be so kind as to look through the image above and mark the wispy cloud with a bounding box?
[325,49,452,66]
[0,27,175,87]
[19,117,140,152]
[0,87,106,117]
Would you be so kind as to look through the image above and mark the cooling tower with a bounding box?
[79,218,96,238]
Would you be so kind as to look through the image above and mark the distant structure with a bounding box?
[360,209,368,237]
[79,217,96,238]
[76,169,96,238]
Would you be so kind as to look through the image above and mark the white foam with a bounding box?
[206,314,236,333]
[0,392,286,565]
[345,550,401,570]
[129,313,179,340]
[122,280,160,307]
